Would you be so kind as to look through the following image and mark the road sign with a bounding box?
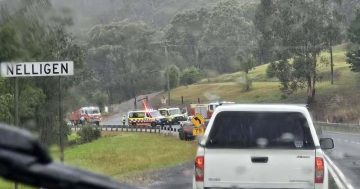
[0,61,74,77]
[192,127,205,136]
[191,113,205,127]
[0,61,74,164]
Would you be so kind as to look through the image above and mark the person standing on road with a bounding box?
[122,115,126,126]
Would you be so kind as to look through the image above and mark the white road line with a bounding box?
[324,154,354,189]
[325,131,360,136]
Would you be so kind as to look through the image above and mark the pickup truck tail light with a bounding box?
[315,157,324,183]
[195,156,204,182]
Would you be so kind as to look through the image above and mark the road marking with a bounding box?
[324,154,354,189]
[324,131,360,136]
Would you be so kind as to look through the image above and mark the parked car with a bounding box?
[179,120,195,141]
[159,107,187,124]
[193,104,334,189]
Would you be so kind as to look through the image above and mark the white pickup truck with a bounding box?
[193,104,334,189]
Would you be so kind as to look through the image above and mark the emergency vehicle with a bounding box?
[187,104,208,118]
[206,101,235,118]
[69,106,102,126]
[127,110,166,127]
[158,107,187,124]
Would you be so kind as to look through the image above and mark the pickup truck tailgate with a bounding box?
[204,149,315,188]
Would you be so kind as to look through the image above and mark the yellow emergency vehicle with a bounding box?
[127,110,166,127]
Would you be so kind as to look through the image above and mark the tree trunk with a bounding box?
[307,54,317,104]
[330,45,334,85]
[195,45,199,69]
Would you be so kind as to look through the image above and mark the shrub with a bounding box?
[78,126,101,144]
[165,64,180,89]
[180,67,204,85]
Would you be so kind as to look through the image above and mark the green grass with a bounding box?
[0,132,197,188]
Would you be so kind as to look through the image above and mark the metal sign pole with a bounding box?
[59,76,64,162]
[14,77,19,189]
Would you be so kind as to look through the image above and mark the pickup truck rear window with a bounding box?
[206,111,315,149]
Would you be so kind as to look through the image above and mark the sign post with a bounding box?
[1,61,74,165]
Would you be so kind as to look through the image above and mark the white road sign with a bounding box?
[0,61,74,77]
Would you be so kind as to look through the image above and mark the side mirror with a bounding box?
[198,136,206,147]
[320,138,334,149]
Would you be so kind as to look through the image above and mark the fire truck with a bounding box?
[69,106,102,126]
[187,101,235,119]
[207,101,235,118]
[187,104,208,118]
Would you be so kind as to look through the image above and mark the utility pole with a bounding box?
[330,41,334,85]
[165,43,170,106]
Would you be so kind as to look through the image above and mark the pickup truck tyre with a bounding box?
[179,130,184,140]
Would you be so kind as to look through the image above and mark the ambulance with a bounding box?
[127,110,166,127]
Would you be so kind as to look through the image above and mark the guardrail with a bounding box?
[70,125,180,136]
[315,121,360,134]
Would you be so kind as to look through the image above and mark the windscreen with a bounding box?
[168,109,181,115]
[87,109,99,114]
[149,111,161,117]
[207,111,315,149]
[159,110,168,116]
[129,112,145,118]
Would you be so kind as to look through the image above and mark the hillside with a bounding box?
[152,44,360,123]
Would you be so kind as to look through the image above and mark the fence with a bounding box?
[315,121,360,134]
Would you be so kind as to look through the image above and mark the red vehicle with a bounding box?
[206,101,235,119]
[69,106,102,126]
[187,104,208,118]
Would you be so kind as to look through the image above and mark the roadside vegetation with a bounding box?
[153,44,360,123]
[0,132,197,188]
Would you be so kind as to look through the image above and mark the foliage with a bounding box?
[180,67,203,85]
[254,0,276,64]
[166,64,180,89]
[91,90,109,111]
[346,10,360,72]
[77,126,101,144]
[166,0,258,74]
[260,0,343,103]
[86,20,162,104]
[0,0,84,146]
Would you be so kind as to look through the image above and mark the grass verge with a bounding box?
[0,132,197,188]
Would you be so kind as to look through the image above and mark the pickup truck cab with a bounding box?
[193,104,334,189]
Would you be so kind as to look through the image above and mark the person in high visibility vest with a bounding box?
[122,115,126,126]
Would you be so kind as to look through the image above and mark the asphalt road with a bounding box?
[145,131,360,189]
[321,131,360,188]
[101,92,161,125]
[135,162,193,189]
[102,107,360,189]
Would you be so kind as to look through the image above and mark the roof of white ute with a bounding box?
[215,104,308,113]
